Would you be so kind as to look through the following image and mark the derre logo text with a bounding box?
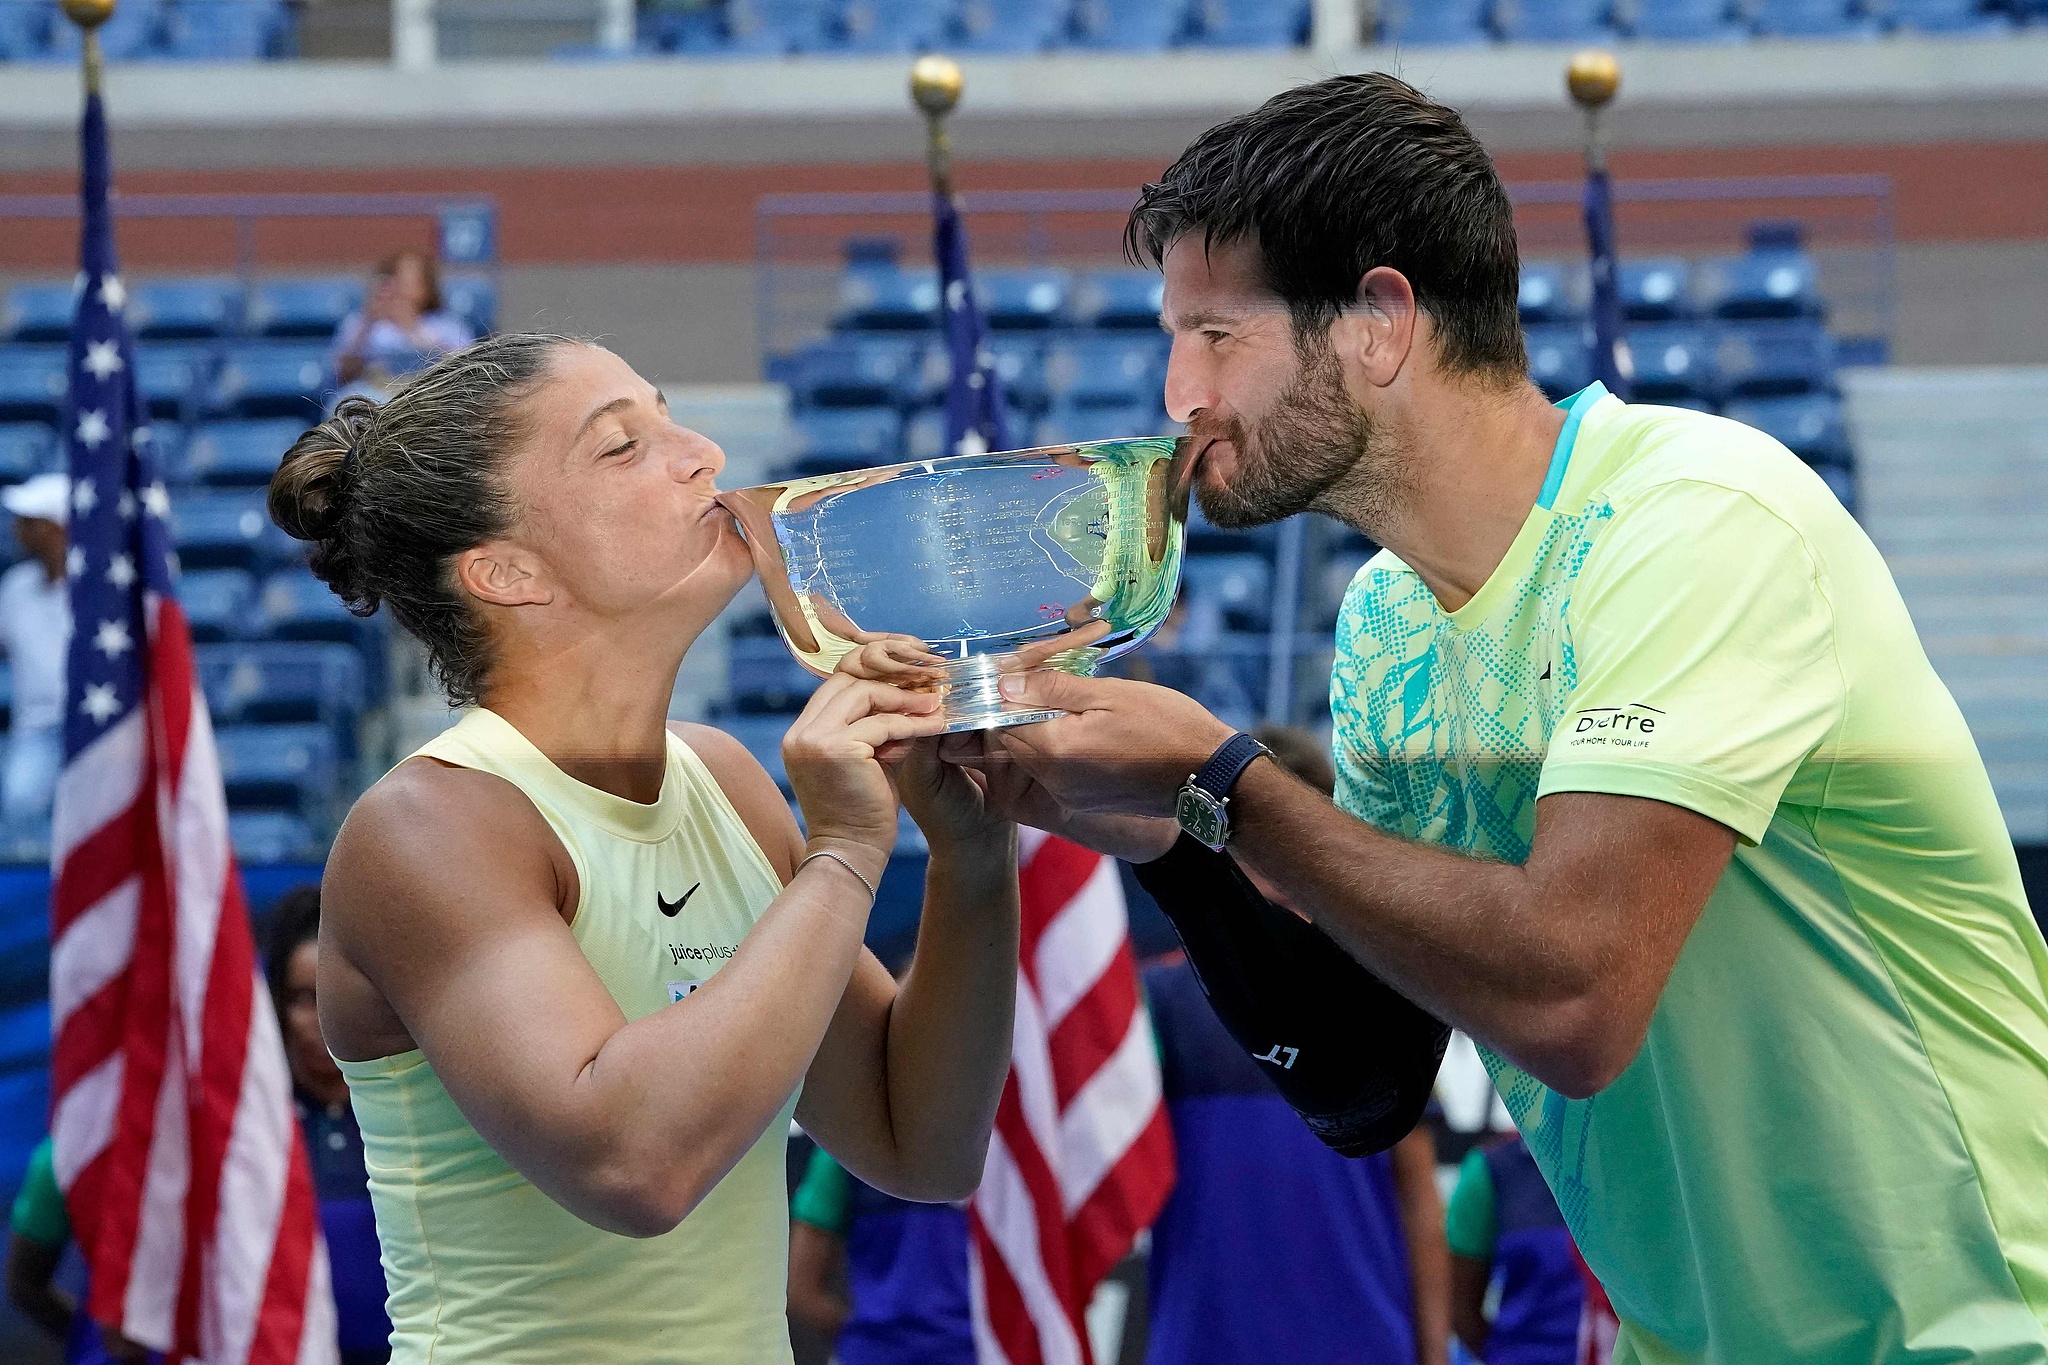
[1564,703,1665,750]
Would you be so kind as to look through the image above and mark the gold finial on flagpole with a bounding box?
[1566,49,1620,174]
[62,0,116,95]
[910,54,964,198]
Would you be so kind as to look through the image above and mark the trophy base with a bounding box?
[936,651,1090,733]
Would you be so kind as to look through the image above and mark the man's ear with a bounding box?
[1329,265,1419,392]
[456,543,553,609]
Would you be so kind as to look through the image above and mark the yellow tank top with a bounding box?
[335,707,797,1364]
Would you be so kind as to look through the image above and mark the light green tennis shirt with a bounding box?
[1330,384,2048,1363]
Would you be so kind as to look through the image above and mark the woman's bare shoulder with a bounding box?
[669,721,801,879]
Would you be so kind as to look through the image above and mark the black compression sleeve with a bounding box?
[1132,834,1450,1156]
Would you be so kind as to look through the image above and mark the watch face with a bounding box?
[1176,785,1229,851]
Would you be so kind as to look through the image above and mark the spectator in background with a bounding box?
[331,250,474,399]
[1445,1134,1584,1365]
[263,886,392,1365]
[7,1136,160,1364]
[0,473,72,822]
[1141,722,1451,1365]
[786,951,975,1365]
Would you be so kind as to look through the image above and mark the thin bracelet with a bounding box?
[797,849,878,907]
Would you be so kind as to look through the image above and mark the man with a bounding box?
[1445,1134,1584,1365]
[1144,722,1449,1365]
[0,473,71,821]
[959,73,2048,1362]
[8,1136,158,1364]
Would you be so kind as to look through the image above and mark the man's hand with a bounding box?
[940,729,1179,864]
[987,671,1235,819]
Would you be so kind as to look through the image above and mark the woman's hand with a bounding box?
[938,731,1178,864]
[783,673,948,877]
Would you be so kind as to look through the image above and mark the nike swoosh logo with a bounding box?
[657,884,702,918]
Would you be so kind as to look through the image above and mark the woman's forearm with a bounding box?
[881,830,1021,1192]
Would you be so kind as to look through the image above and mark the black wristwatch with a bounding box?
[1175,732,1272,851]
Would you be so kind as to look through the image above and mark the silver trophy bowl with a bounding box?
[720,436,1189,732]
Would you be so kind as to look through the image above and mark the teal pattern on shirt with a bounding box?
[1328,497,1613,1240]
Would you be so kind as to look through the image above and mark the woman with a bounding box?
[262,886,393,1365]
[330,250,475,395]
[270,333,1020,1363]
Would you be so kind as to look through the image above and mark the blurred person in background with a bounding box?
[262,885,392,1365]
[7,1136,159,1364]
[331,249,475,399]
[0,473,72,822]
[1445,1133,1583,1365]
[1141,721,1450,1365]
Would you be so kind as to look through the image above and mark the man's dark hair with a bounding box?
[262,884,322,1019]
[1126,73,1525,380]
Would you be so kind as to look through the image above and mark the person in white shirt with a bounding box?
[0,474,72,822]
[330,250,477,403]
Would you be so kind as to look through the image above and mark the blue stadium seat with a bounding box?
[44,0,160,58]
[646,3,727,50]
[791,407,905,473]
[229,811,319,864]
[952,0,1068,49]
[1618,258,1692,322]
[1623,0,1749,38]
[174,418,302,487]
[789,335,926,408]
[1070,0,1189,49]
[214,723,338,817]
[725,638,819,714]
[1748,0,1878,34]
[1032,398,1168,448]
[169,489,294,571]
[136,342,216,419]
[197,641,365,728]
[833,0,948,50]
[257,569,369,646]
[1184,0,1311,45]
[1071,271,1164,330]
[1044,334,1167,408]
[979,270,1070,331]
[0,348,67,422]
[1494,0,1613,40]
[1722,393,1851,464]
[1716,319,1835,397]
[1518,262,1579,325]
[1627,324,1718,402]
[1182,553,1274,631]
[1,283,74,344]
[835,268,941,332]
[137,421,184,477]
[439,274,497,337]
[180,569,257,643]
[206,342,331,420]
[718,714,794,789]
[159,0,290,59]
[128,278,242,341]
[1379,0,1492,43]
[903,402,1031,461]
[1523,324,1593,401]
[723,0,836,52]
[1705,247,1821,321]
[0,2,51,59]
[987,335,1050,412]
[247,277,362,339]
[0,425,56,484]
[1883,0,2009,29]
[1315,549,1373,629]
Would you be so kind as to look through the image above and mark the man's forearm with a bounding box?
[1225,761,1595,1083]
[882,831,1021,1188]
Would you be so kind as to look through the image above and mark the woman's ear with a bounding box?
[457,543,553,609]
[1330,265,1419,391]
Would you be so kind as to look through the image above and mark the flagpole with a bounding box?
[910,54,963,199]
[62,0,116,97]
[1568,49,1630,399]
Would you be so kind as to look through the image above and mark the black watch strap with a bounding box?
[1193,732,1269,800]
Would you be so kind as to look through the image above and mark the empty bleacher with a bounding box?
[0,0,295,60]
[0,267,501,865]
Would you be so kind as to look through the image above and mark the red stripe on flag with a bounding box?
[1066,1106,1175,1292]
[247,1127,319,1365]
[52,801,144,935]
[971,1211,1044,1365]
[1016,837,1103,978]
[50,974,128,1098]
[1045,949,1139,1109]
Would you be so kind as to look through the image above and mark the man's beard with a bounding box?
[1188,332,1402,532]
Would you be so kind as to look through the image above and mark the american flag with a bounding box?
[49,86,337,1364]
[967,832,1175,1365]
[933,187,1011,457]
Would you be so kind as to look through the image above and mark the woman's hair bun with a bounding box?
[269,396,379,606]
